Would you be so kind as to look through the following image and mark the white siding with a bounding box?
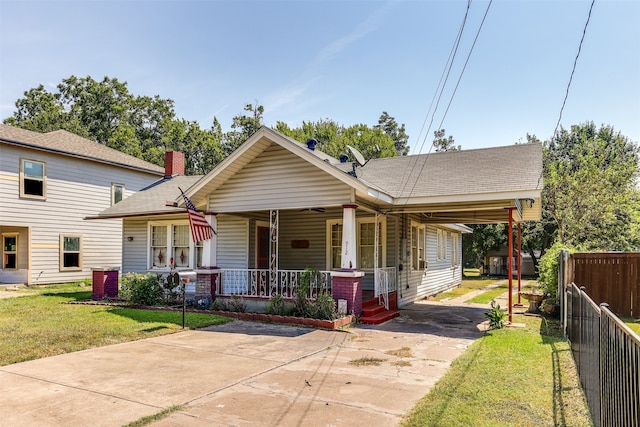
[394,214,464,307]
[216,215,249,268]
[209,144,353,212]
[0,144,160,284]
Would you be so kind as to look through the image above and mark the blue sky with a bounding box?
[1,0,638,153]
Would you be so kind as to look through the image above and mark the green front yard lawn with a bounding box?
[402,315,593,426]
[0,283,231,366]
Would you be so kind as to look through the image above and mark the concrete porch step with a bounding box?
[360,308,400,325]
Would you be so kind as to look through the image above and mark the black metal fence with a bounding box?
[565,283,640,427]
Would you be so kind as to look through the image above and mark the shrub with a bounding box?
[227,295,247,313]
[120,273,163,306]
[314,292,337,320]
[210,298,227,311]
[485,301,507,329]
[537,242,572,303]
[267,294,288,315]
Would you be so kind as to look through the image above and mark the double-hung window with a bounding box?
[436,229,447,261]
[411,222,426,270]
[451,233,459,267]
[20,159,46,199]
[149,221,200,269]
[327,218,385,270]
[60,235,82,271]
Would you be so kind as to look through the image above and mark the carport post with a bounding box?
[507,208,516,323]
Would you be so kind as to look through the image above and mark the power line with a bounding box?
[552,0,596,139]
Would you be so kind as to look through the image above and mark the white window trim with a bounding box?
[451,233,460,267]
[326,217,386,270]
[148,220,199,270]
[436,228,447,261]
[410,221,427,271]
[2,233,18,270]
[60,234,83,271]
[111,182,125,205]
[20,158,47,200]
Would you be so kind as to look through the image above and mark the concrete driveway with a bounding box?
[0,301,487,427]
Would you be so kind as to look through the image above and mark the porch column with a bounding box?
[198,213,219,299]
[341,204,357,270]
[331,203,364,315]
[201,213,218,267]
[506,207,516,323]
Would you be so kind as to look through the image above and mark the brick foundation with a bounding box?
[92,267,119,300]
[196,267,219,300]
[331,270,364,316]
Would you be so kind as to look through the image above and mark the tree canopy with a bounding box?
[4,75,407,174]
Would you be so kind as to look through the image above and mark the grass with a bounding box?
[401,315,593,427]
[123,405,185,427]
[432,276,503,302]
[0,283,232,366]
[348,356,386,366]
[623,318,640,336]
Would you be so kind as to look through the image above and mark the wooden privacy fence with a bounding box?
[570,253,640,318]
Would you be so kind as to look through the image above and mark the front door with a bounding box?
[256,226,270,295]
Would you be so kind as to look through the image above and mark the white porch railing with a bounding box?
[212,269,332,300]
[374,267,397,310]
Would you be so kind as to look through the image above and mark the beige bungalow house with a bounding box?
[92,127,542,322]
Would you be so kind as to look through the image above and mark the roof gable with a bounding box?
[0,124,164,175]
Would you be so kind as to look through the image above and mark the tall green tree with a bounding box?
[543,122,640,250]
[222,103,264,156]
[375,112,409,155]
[433,128,460,152]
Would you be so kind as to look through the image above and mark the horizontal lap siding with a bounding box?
[217,215,249,269]
[1,146,159,284]
[209,144,352,212]
[123,219,150,273]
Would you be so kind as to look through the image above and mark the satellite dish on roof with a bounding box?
[347,145,367,167]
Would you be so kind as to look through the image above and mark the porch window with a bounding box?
[436,229,447,261]
[149,221,200,269]
[2,234,18,270]
[172,224,190,268]
[327,218,386,270]
[60,235,82,271]
[111,183,125,205]
[20,159,46,199]
[411,222,426,270]
[151,225,168,267]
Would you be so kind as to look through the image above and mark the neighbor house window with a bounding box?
[327,218,386,270]
[451,233,459,267]
[20,159,46,199]
[111,183,125,205]
[3,234,18,270]
[149,221,200,269]
[436,229,447,261]
[410,222,427,270]
[60,235,82,271]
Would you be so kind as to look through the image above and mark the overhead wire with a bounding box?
[395,0,473,206]
[538,0,596,189]
[400,0,493,206]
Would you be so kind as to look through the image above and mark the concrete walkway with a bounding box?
[0,301,488,427]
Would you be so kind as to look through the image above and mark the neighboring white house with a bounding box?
[92,127,543,316]
[0,124,166,285]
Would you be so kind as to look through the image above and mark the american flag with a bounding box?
[180,188,215,242]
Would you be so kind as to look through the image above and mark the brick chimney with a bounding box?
[165,151,185,177]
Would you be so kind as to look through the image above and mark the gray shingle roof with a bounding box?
[335,143,543,198]
[90,175,204,219]
[0,124,164,175]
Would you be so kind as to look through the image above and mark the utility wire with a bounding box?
[395,1,472,206]
[538,0,596,189]
[403,0,493,204]
[552,0,596,138]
